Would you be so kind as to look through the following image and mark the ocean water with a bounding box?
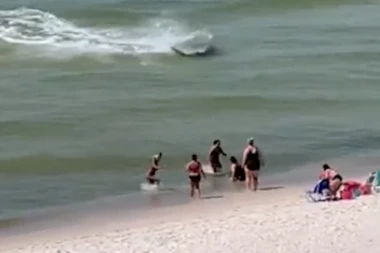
[1,0,380,222]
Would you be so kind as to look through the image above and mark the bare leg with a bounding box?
[211,164,217,173]
[244,168,249,190]
[147,176,159,185]
[249,173,253,190]
[253,171,259,191]
[190,182,195,198]
[253,178,258,191]
[245,168,250,190]
[230,166,235,181]
[252,171,259,191]
[250,172,255,191]
[195,182,201,199]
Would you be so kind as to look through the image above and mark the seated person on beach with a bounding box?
[208,139,227,173]
[146,152,162,185]
[229,156,245,182]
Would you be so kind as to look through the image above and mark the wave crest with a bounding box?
[0,7,213,58]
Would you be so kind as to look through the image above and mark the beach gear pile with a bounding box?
[306,170,380,202]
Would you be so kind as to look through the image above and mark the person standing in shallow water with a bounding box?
[186,154,206,199]
[145,152,162,185]
[242,138,264,191]
[208,139,227,173]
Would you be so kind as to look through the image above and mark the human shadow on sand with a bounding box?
[258,186,284,191]
[200,195,224,200]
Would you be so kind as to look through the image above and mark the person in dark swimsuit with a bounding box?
[229,156,245,182]
[146,152,162,185]
[242,138,264,191]
[208,139,227,173]
[186,154,206,198]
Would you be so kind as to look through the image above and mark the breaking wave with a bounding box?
[0,8,213,58]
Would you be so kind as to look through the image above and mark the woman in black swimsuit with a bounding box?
[242,138,264,191]
[209,139,227,173]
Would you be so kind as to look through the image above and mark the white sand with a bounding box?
[1,185,380,253]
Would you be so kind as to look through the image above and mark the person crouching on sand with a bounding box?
[146,152,162,185]
[313,164,343,200]
[319,163,337,181]
[319,163,343,198]
[242,138,264,191]
[186,154,206,199]
[229,156,245,182]
[208,139,227,173]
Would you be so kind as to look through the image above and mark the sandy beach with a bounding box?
[1,181,379,253]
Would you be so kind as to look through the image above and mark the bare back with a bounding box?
[187,161,202,176]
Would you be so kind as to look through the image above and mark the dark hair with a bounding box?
[333,174,342,181]
[158,152,162,156]
[213,139,220,145]
[230,156,237,163]
[192,154,197,161]
[322,164,330,170]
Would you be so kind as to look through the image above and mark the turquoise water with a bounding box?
[1,0,380,220]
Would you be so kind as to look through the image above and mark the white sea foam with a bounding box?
[0,8,213,58]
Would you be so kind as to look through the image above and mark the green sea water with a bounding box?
[1,0,380,219]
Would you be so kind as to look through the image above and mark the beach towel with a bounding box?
[359,172,376,195]
[372,170,380,193]
[313,179,329,195]
[340,181,361,200]
[360,171,380,194]
[305,191,329,202]
[305,179,330,202]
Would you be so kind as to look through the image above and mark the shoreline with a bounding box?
[1,150,379,238]
[0,184,303,251]
[1,151,380,252]
[1,179,380,253]
[1,149,379,227]
[0,176,288,239]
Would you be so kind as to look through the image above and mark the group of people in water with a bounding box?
[145,138,375,200]
[145,137,265,198]
[145,138,376,201]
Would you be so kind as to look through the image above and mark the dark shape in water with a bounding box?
[171,45,220,57]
